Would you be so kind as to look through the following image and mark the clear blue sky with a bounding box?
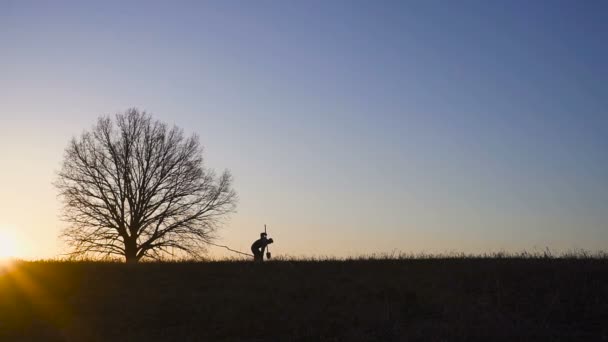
[1,0,607,258]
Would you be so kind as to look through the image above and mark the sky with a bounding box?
[1,0,607,260]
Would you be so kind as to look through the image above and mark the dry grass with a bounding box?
[1,253,607,341]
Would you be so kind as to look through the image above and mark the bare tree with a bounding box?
[55,109,237,263]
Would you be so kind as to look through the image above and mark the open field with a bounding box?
[1,256,607,341]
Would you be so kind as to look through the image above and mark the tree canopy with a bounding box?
[55,109,236,262]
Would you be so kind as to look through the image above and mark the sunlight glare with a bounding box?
[0,229,19,260]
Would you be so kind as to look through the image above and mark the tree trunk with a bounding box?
[125,237,138,264]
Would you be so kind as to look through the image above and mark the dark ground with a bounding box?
[1,258,607,341]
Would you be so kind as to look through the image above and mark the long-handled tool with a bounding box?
[264,224,272,259]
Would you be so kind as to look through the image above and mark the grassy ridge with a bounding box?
[1,258,607,341]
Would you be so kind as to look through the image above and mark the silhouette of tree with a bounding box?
[55,109,236,263]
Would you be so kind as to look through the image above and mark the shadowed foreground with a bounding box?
[1,258,607,341]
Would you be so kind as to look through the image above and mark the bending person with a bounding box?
[251,232,274,262]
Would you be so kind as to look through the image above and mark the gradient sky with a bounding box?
[1,0,607,259]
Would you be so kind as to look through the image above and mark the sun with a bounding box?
[0,230,19,259]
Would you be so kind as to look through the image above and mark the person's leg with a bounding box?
[253,250,263,262]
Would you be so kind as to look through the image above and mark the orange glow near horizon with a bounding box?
[0,229,20,260]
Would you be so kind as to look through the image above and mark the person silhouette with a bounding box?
[251,232,274,262]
